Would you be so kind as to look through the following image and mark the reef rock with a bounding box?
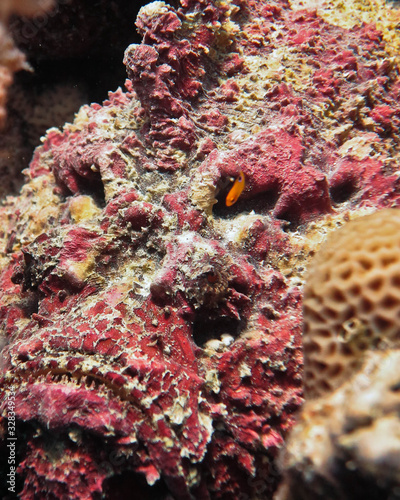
[1,0,400,498]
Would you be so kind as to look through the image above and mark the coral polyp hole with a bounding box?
[303,339,322,354]
[359,297,373,314]
[358,258,373,271]
[318,379,332,393]
[314,360,328,372]
[327,363,343,378]
[381,295,400,309]
[192,316,244,349]
[329,288,345,303]
[373,315,393,332]
[304,369,316,381]
[339,267,352,281]
[367,276,384,292]
[322,306,339,320]
[340,343,355,356]
[329,177,358,204]
[303,307,325,324]
[348,283,361,297]
[381,255,398,267]
[326,341,337,356]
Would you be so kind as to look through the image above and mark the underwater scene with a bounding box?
[1,0,400,498]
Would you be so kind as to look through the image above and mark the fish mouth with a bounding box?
[0,348,206,444]
[0,350,172,438]
[2,348,173,400]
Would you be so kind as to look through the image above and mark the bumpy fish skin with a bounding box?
[1,0,400,498]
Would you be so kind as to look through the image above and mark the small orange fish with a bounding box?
[226,171,245,206]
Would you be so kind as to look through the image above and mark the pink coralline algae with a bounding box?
[1,0,400,498]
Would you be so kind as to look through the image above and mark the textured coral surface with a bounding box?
[303,209,400,398]
[278,210,400,500]
[277,349,400,500]
[1,0,400,498]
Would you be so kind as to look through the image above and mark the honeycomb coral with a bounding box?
[303,209,400,398]
[278,210,400,500]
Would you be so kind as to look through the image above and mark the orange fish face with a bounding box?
[225,171,245,206]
